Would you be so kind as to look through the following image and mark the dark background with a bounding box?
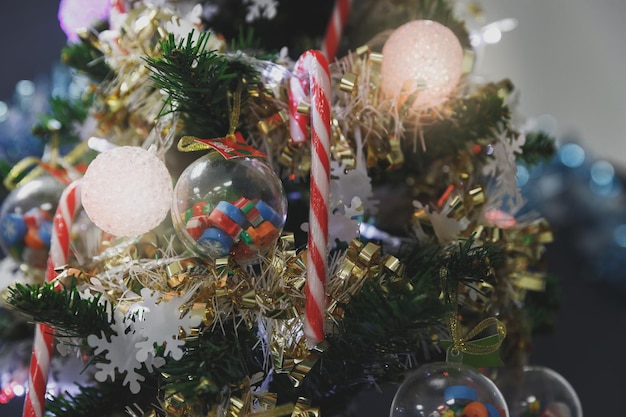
[1,1,624,415]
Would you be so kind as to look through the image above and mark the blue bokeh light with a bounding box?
[559,143,585,168]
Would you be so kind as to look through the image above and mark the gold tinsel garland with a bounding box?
[1,2,557,415]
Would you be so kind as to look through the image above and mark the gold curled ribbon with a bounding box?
[257,110,288,134]
[291,397,320,417]
[331,240,381,307]
[176,134,213,152]
[3,140,89,190]
[330,118,356,170]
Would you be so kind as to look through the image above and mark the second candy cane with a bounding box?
[289,50,332,345]
[23,179,82,417]
[321,0,352,62]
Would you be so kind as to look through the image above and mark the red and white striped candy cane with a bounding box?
[111,0,126,14]
[321,0,352,62]
[288,61,310,144]
[23,179,82,417]
[289,50,332,345]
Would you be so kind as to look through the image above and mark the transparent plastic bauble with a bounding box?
[0,175,67,272]
[494,365,582,417]
[390,362,509,417]
[172,153,287,262]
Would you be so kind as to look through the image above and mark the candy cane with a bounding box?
[321,0,352,62]
[23,179,81,417]
[288,63,309,144]
[289,50,332,345]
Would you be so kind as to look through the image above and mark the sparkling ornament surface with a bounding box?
[81,146,173,237]
[390,362,508,417]
[58,0,111,43]
[172,152,287,262]
[0,175,66,271]
[495,366,582,417]
[381,19,464,109]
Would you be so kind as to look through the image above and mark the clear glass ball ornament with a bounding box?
[390,361,509,417]
[494,365,582,417]
[0,175,67,271]
[172,152,287,263]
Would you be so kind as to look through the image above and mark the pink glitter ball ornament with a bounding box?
[58,0,111,43]
[381,19,464,109]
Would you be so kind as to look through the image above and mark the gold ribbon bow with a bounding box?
[448,315,506,357]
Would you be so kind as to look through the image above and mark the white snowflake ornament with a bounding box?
[328,196,363,247]
[324,145,378,247]
[132,287,203,362]
[412,200,470,245]
[87,310,158,394]
[481,125,525,213]
[244,0,279,22]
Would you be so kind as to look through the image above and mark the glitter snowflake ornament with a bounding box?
[81,146,173,237]
[172,151,287,263]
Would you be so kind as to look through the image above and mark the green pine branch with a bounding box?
[45,380,159,417]
[277,237,505,408]
[5,281,114,340]
[439,237,505,301]
[144,30,261,138]
[157,320,264,411]
[32,93,94,145]
[60,31,111,83]
[524,273,562,335]
[519,130,557,167]
[423,80,513,156]
[370,80,513,192]
[229,27,278,61]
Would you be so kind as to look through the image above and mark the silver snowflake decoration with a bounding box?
[244,0,279,22]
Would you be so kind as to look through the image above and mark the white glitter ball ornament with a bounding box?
[381,19,464,109]
[81,146,173,237]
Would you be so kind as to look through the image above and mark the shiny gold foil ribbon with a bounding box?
[330,118,356,170]
[291,397,320,417]
[271,319,328,387]
[468,216,553,297]
[258,110,288,134]
[332,240,380,303]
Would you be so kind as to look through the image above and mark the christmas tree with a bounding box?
[0,1,581,416]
